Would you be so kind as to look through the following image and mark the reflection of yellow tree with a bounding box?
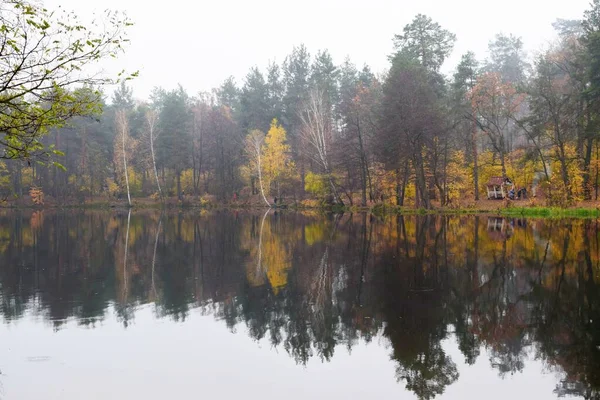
[244,210,302,294]
[304,222,325,246]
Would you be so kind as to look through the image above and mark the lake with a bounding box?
[0,210,598,399]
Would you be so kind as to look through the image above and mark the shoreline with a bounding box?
[1,199,600,218]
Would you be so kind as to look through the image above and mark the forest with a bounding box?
[4,2,600,209]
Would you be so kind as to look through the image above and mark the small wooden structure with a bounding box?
[486,176,512,200]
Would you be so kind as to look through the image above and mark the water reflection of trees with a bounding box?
[1,211,600,398]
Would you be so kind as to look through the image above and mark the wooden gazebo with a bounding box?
[486,176,512,200]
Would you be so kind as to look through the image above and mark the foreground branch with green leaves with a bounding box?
[0,0,134,163]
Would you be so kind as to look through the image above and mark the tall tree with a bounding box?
[338,60,380,206]
[283,45,311,188]
[266,62,284,123]
[582,0,600,197]
[156,86,192,201]
[392,14,456,75]
[527,48,581,204]
[486,33,529,86]
[310,50,340,123]
[300,89,343,204]
[190,93,211,196]
[283,45,311,129]
[215,76,240,115]
[379,55,442,209]
[239,67,270,132]
[470,72,524,180]
[113,82,135,111]
[453,52,481,200]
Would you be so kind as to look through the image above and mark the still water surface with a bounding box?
[0,210,598,399]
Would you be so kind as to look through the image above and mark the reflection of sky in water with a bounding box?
[0,211,596,399]
[0,305,561,400]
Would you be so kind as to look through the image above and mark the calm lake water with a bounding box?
[0,210,599,399]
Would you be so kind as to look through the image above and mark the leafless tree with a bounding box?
[300,89,343,204]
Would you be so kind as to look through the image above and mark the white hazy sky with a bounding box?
[45,0,591,100]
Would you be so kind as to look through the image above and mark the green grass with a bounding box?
[353,203,600,219]
[499,206,600,218]
[370,204,492,216]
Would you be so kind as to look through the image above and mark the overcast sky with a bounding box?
[45,0,591,100]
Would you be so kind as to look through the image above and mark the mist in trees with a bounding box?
[6,4,600,209]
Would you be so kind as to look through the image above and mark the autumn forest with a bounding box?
[5,4,600,209]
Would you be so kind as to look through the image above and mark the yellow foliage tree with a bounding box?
[262,119,297,201]
[477,150,504,197]
[548,144,583,206]
[445,151,470,205]
[173,169,195,195]
[106,178,119,198]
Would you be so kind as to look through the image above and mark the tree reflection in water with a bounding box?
[0,210,599,399]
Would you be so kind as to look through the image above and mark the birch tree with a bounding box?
[300,89,343,204]
[115,109,132,207]
[246,129,270,207]
[145,109,162,200]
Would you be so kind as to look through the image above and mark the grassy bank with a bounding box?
[498,207,600,218]
[2,197,600,218]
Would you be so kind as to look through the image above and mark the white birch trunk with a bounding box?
[117,110,132,207]
[247,130,270,207]
[146,110,162,200]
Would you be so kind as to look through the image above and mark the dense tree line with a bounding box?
[6,3,600,208]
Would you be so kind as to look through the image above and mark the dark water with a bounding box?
[0,210,599,399]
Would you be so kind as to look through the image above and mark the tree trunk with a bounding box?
[396,163,409,207]
[500,149,507,182]
[121,121,131,207]
[177,170,182,201]
[558,145,572,202]
[583,136,594,200]
[413,152,430,209]
[360,162,367,207]
[357,118,368,207]
[255,141,270,207]
[596,142,599,201]
[326,171,344,206]
[149,122,162,201]
[472,123,479,201]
